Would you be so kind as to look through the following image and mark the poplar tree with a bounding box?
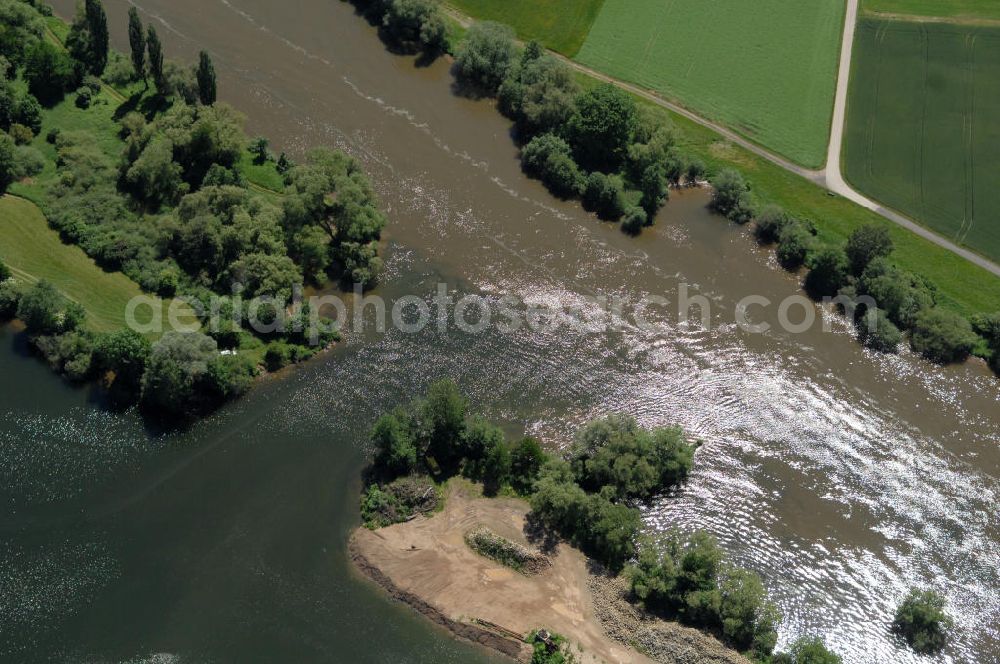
[196,51,216,105]
[128,7,146,85]
[146,25,164,92]
[84,0,109,75]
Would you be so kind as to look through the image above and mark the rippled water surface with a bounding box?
[3,1,998,661]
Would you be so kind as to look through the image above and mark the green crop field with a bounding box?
[844,18,1000,263]
[573,0,845,168]
[862,0,1000,21]
[0,196,185,334]
[444,0,605,56]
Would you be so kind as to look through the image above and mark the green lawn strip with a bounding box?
[443,0,604,56]
[0,196,187,334]
[844,18,1000,265]
[572,0,844,169]
[862,0,1000,21]
[664,109,1000,317]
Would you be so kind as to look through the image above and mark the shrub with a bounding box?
[582,171,627,221]
[16,280,83,335]
[0,131,15,191]
[454,21,517,94]
[0,279,24,319]
[465,527,549,574]
[74,86,93,109]
[858,260,935,330]
[381,0,446,54]
[857,308,901,353]
[775,221,813,269]
[521,133,585,199]
[754,205,790,244]
[773,637,843,664]
[710,169,752,221]
[264,340,293,371]
[372,407,418,476]
[621,206,647,235]
[360,476,439,528]
[892,589,951,654]
[9,122,32,145]
[498,50,578,137]
[909,308,977,364]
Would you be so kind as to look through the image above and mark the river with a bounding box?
[2,1,997,662]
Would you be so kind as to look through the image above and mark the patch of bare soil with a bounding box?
[349,481,652,664]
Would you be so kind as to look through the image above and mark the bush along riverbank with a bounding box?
[346,0,1000,377]
[358,379,846,663]
[0,0,387,423]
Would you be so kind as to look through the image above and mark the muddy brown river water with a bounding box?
[2,1,997,662]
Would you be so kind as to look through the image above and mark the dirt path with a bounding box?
[350,483,655,664]
[443,1,1000,278]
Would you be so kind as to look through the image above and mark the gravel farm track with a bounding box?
[444,0,1000,278]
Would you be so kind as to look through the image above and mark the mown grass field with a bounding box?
[573,0,845,168]
[862,0,1000,21]
[444,0,604,56]
[0,196,181,333]
[844,18,1000,264]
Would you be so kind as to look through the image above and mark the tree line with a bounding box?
[0,0,387,421]
[711,169,992,368]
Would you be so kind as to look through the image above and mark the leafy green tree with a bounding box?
[481,436,512,495]
[520,132,585,199]
[421,378,467,468]
[146,24,165,92]
[23,40,74,105]
[93,328,152,392]
[582,171,627,221]
[719,567,780,656]
[774,637,843,664]
[372,408,418,477]
[620,206,647,236]
[567,83,638,172]
[510,437,547,493]
[858,259,935,330]
[16,281,83,336]
[804,246,849,299]
[85,0,108,75]
[570,415,695,501]
[0,280,24,320]
[140,330,218,417]
[128,7,145,84]
[14,93,42,134]
[754,205,790,244]
[857,308,902,353]
[381,0,446,54]
[454,21,517,94]
[498,53,578,137]
[710,169,754,223]
[125,136,186,209]
[0,131,15,192]
[250,136,270,164]
[892,589,952,654]
[639,162,668,219]
[0,257,9,282]
[909,308,977,364]
[204,353,256,402]
[846,224,894,276]
[196,50,217,105]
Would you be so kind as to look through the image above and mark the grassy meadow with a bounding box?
[444,0,604,56]
[0,196,183,333]
[573,0,845,168]
[862,0,1000,20]
[844,19,1000,263]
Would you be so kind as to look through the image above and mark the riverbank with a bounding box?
[349,482,750,664]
